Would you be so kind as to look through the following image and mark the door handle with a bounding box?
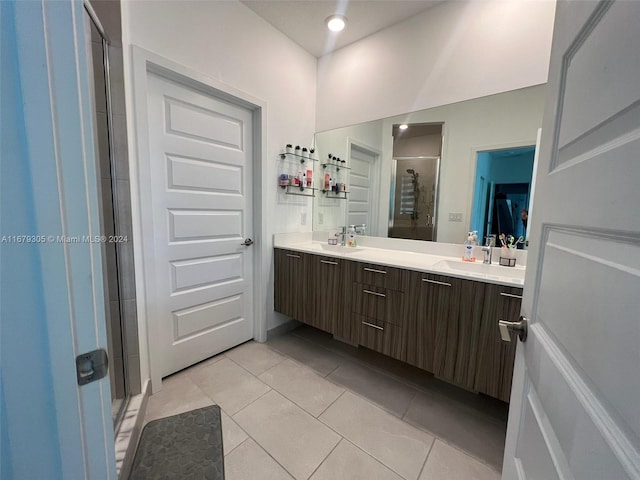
[241,238,254,246]
[498,316,528,342]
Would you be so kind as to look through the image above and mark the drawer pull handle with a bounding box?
[422,278,451,287]
[363,289,386,298]
[286,254,301,259]
[362,321,384,331]
[500,292,523,299]
[364,267,387,274]
[320,260,338,265]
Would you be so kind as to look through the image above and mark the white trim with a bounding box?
[129,47,267,391]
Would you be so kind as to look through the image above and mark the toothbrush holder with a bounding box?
[499,256,517,267]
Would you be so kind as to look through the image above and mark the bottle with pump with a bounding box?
[462,231,476,262]
[347,225,357,247]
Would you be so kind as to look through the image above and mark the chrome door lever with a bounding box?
[241,238,254,246]
[498,316,528,342]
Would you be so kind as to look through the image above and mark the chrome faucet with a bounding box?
[482,236,493,264]
[335,226,347,246]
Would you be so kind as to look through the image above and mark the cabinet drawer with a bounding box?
[351,283,404,326]
[356,314,405,361]
[353,262,405,291]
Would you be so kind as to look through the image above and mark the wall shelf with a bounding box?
[320,189,348,199]
[280,184,316,197]
[321,162,350,171]
[280,152,318,164]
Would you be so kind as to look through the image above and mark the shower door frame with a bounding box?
[84,1,131,427]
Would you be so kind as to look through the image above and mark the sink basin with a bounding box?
[318,243,364,253]
[434,259,525,282]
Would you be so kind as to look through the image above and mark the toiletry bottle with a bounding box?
[301,171,306,189]
[463,232,476,262]
[306,169,313,187]
[285,144,292,154]
[295,145,301,156]
[324,173,330,191]
[347,225,357,247]
[302,147,309,159]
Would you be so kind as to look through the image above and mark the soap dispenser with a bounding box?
[347,225,357,247]
[462,232,476,262]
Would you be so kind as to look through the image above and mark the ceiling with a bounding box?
[240,0,443,58]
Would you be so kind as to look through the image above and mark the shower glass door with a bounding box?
[388,157,440,241]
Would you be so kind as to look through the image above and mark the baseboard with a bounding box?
[117,379,151,479]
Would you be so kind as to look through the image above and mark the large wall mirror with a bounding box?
[313,84,546,245]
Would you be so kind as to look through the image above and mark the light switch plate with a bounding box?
[448,213,463,222]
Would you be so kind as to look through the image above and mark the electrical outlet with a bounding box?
[448,213,463,222]
[301,212,307,225]
[318,212,324,225]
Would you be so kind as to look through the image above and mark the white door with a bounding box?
[2,1,115,477]
[348,143,378,231]
[145,72,254,378]
[503,1,640,479]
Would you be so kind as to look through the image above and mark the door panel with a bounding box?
[147,73,254,378]
[503,2,640,478]
[348,144,377,229]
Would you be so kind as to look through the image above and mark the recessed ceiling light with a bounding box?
[326,14,347,32]
[399,124,409,130]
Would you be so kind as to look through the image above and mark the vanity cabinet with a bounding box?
[474,284,522,402]
[274,249,311,323]
[274,247,522,402]
[308,255,345,334]
[346,261,408,361]
[405,272,485,392]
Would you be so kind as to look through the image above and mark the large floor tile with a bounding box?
[226,341,285,375]
[420,440,500,480]
[320,391,434,480]
[234,390,341,480]
[403,391,507,470]
[189,357,271,415]
[267,334,341,377]
[327,362,417,417]
[310,439,403,480]
[259,359,345,417]
[144,373,213,423]
[220,410,248,456]
[225,438,293,480]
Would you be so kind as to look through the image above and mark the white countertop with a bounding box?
[274,236,525,288]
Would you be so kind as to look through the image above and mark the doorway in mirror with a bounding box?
[388,123,443,241]
[470,146,535,244]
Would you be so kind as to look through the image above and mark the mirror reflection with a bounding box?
[313,84,545,244]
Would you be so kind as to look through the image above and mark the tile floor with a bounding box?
[144,325,507,480]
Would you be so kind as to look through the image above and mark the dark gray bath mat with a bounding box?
[129,405,224,480]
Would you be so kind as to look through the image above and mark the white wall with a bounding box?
[313,120,384,230]
[121,0,318,382]
[316,0,556,131]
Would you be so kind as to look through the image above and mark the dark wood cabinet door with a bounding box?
[406,272,457,373]
[474,284,522,402]
[309,255,343,334]
[350,283,404,325]
[357,314,406,361]
[444,279,485,390]
[274,249,309,322]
